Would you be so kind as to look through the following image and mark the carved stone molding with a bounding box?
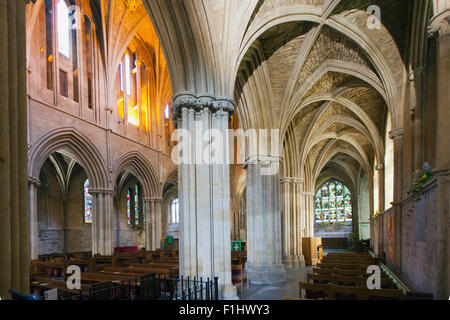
[243,154,282,169]
[389,128,404,141]
[171,91,235,123]
[124,0,139,12]
[89,188,115,196]
[280,177,304,185]
[428,10,450,39]
[143,197,163,203]
[376,163,385,171]
[28,176,41,187]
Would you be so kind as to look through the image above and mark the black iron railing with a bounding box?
[59,274,219,300]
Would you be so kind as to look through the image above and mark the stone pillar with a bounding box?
[28,177,40,260]
[172,92,237,300]
[245,155,286,284]
[0,0,29,298]
[280,177,305,268]
[376,163,385,213]
[389,129,404,271]
[144,198,153,250]
[429,9,450,300]
[375,163,385,257]
[145,198,162,250]
[90,189,114,255]
[302,192,315,237]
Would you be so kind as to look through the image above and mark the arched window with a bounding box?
[84,179,93,223]
[169,198,179,224]
[134,184,140,225]
[126,183,142,227]
[124,53,132,96]
[57,0,70,57]
[315,180,352,225]
[164,104,170,120]
[126,189,131,225]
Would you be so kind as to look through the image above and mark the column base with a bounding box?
[291,255,305,268]
[221,285,239,300]
[246,263,286,285]
[283,255,293,268]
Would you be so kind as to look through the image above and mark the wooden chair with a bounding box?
[362,276,396,289]
[337,263,360,270]
[317,263,337,269]
[307,273,331,284]
[328,285,364,300]
[231,265,249,293]
[333,268,361,277]
[299,281,329,300]
[312,268,334,275]
[331,275,363,287]
[363,288,403,300]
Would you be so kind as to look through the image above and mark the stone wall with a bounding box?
[401,182,438,296]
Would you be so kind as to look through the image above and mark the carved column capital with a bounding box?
[280,177,304,185]
[143,197,162,203]
[376,163,385,171]
[389,128,404,142]
[28,176,41,187]
[104,106,114,113]
[243,154,282,169]
[89,188,115,196]
[428,10,450,40]
[171,91,235,123]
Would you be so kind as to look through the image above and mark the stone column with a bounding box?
[0,0,29,298]
[28,177,40,260]
[172,92,237,300]
[429,9,450,300]
[389,129,404,271]
[280,177,305,268]
[302,192,315,237]
[90,189,114,255]
[145,198,162,250]
[375,163,385,257]
[245,155,286,284]
[144,198,153,250]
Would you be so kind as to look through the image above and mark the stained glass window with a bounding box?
[315,180,352,225]
[126,184,142,226]
[84,179,93,223]
[127,189,131,225]
[134,184,139,225]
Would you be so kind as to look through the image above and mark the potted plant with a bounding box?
[408,162,434,202]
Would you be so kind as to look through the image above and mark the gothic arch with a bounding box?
[28,127,109,190]
[112,151,160,199]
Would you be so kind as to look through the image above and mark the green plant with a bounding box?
[408,163,433,202]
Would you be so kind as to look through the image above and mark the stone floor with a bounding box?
[238,249,351,300]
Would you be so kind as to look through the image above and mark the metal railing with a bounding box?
[60,274,219,301]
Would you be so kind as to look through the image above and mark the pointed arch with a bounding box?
[28,127,109,190]
[112,151,160,199]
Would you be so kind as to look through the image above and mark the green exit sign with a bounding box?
[232,241,242,251]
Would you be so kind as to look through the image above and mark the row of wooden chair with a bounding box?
[317,262,375,270]
[299,282,403,300]
[307,273,397,289]
[313,267,389,277]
